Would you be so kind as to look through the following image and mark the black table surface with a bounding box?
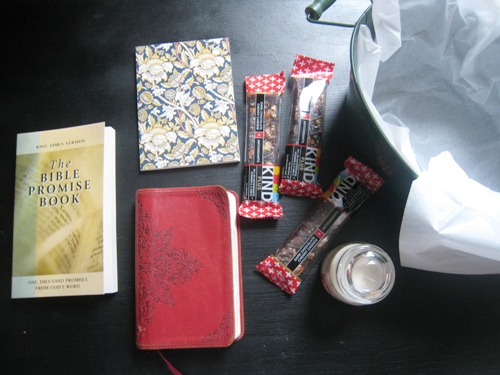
[1,1,499,374]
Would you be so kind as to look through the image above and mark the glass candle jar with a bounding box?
[321,243,395,305]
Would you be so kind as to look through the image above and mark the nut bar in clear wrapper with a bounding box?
[257,157,384,294]
[279,54,335,198]
[239,71,286,219]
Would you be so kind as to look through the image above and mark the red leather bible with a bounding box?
[135,186,244,349]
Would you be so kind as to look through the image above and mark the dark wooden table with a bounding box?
[1,1,499,374]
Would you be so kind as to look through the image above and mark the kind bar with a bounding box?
[239,71,286,219]
[279,54,335,198]
[257,157,383,294]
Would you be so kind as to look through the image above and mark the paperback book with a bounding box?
[12,122,117,298]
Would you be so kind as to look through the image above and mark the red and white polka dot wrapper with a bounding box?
[257,157,383,295]
[239,71,286,219]
[279,54,335,199]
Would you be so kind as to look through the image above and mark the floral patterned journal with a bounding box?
[135,38,241,170]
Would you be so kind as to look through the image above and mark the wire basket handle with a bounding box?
[305,0,371,28]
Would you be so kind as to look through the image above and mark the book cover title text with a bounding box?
[29,159,91,207]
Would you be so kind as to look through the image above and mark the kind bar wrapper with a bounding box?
[257,157,383,294]
[239,71,286,219]
[279,54,335,198]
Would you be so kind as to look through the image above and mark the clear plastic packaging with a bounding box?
[279,54,335,198]
[239,71,286,219]
[257,157,384,294]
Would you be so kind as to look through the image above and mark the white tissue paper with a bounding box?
[357,0,500,273]
[399,152,500,274]
[355,7,420,174]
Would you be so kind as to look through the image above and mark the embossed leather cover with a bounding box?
[135,186,244,349]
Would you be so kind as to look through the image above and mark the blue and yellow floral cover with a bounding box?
[135,38,240,170]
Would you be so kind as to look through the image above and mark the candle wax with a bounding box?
[351,257,385,292]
